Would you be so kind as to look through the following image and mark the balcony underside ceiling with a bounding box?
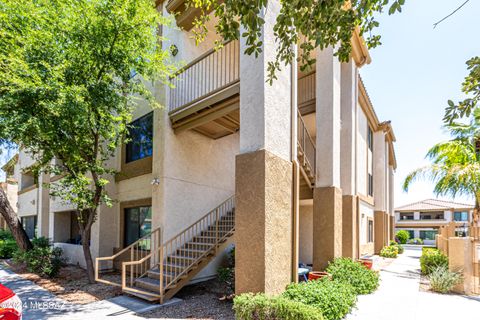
[171,91,240,140]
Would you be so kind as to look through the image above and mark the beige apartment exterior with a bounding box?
[395,199,473,245]
[3,0,397,302]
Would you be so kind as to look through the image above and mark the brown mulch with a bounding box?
[141,279,235,320]
[2,260,122,304]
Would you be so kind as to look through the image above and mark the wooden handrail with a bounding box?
[297,109,316,181]
[95,227,162,287]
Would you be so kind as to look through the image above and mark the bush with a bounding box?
[407,238,424,245]
[218,246,235,294]
[234,293,324,320]
[389,241,404,254]
[380,245,398,258]
[326,257,379,294]
[283,278,356,320]
[14,237,64,277]
[0,229,14,241]
[0,239,18,258]
[396,230,410,244]
[420,248,448,275]
[428,265,462,293]
[0,230,17,258]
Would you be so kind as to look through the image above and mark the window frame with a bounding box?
[21,215,37,239]
[120,198,153,249]
[125,112,154,164]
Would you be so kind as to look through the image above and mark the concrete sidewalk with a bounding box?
[347,247,480,320]
[0,263,179,319]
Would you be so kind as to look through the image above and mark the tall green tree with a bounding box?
[0,0,175,282]
[189,0,405,83]
[403,108,480,222]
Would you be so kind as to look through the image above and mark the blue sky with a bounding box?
[361,0,480,207]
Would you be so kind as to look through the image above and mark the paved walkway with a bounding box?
[347,247,480,320]
[0,263,180,319]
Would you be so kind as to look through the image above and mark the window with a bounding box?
[124,206,152,248]
[367,126,373,151]
[419,230,438,240]
[407,230,415,239]
[21,216,37,239]
[399,212,414,220]
[368,173,373,197]
[126,112,153,163]
[420,211,443,220]
[454,211,469,222]
[367,219,374,243]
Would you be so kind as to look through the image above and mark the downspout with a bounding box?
[291,43,300,283]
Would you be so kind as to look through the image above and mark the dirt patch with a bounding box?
[141,279,234,320]
[2,260,122,304]
[419,274,431,292]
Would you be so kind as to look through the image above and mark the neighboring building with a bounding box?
[395,199,473,245]
[0,154,18,231]
[14,0,396,302]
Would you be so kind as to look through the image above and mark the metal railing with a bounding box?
[95,227,162,287]
[297,109,316,184]
[169,40,240,114]
[298,71,316,108]
[159,196,235,302]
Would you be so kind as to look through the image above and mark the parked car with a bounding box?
[0,283,22,320]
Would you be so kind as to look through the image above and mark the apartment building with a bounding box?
[6,0,396,302]
[395,199,473,245]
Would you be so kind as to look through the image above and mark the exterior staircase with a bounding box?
[297,110,316,187]
[95,196,235,303]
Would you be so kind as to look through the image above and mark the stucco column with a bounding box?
[340,61,358,259]
[235,0,293,295]
[37,174,50,238]
[313,47,343,270]
[373,131,387,252]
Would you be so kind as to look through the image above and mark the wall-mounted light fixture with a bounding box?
[170,44,178,57]
[151,178,160,186]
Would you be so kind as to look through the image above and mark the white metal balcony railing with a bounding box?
[169,40,240,114]
[298,71,316,109]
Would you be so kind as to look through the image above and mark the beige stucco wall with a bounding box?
[359,200,374,255]
[356,109,368,196]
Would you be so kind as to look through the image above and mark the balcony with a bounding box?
[169,40,240,139]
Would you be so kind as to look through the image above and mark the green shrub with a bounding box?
[14,237,64,277]
[218,246,235,294]
[407,238,424,245]
[326,257,379,294]
[0,239,18,258]
[420,248,448,275]
[0,229,14,241]
[395,230,410,244]
[234,293,324,320]
[389,241,404,254]
[379,245,398,258]
[283,278,356,320]
[428,265,462,293]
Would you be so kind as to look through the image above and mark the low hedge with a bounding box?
[283,278,357,320]
[234,293,324,320]
[389,241,404,254]
[13,237,64,277]
[396,230,410,244]
[326,257,379,294]
[408,238,424,245]
[380,245,398,258]
[420,248,448,275]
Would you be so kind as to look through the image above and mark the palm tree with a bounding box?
[403,108,480,225]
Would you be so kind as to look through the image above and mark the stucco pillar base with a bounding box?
[342,195,357,259]
[448,237,474,294]
[313,186,342,270]
[374,211,387,253]
[235,149,293,295]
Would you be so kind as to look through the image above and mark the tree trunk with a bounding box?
[81,227,95,283]
[0,188,33,251]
